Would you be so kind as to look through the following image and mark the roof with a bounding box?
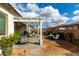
[0,3,21,17]
[70,22,79,25]
[53,22,79,28]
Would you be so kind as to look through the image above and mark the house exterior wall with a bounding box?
[8,14,14,35]
[0,6,14,36]
[52,24,79,44]
[62,24,79,38]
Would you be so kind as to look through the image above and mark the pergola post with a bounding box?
[28,26,31,33]
[26,24,28,31]
[40,20,43,46]
[37,26,39,37]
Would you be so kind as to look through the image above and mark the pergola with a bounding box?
[13,17,44,46]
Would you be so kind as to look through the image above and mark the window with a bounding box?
[0,16,5,35]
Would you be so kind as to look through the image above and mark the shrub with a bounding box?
[0,31,20,56]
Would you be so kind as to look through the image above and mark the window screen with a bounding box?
[0,16,5,35]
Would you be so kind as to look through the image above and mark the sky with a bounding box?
[11,3,79,28]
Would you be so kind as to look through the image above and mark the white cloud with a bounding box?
[72,16,79,21]
[49,23,57,27]
[10,3,26,16]
[14,4,27,12]
[22,5,69,27]
[72,8,79,22]
[71,10,79,22]
[21,12,39,18]
[48,16,69,27]
[40,6,60,17]
[26,3,40,12]
[40,6,69,27]
[73,10,79,15]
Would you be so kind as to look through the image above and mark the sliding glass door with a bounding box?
[0,16,5,35]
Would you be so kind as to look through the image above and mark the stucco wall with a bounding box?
[8,14,14,35]
[0,6,14,36]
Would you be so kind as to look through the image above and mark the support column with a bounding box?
[28,26,31,33]
[26,24,30,33]
[38,26,39,37]
[26,24,29,31]
[40,20,43,46]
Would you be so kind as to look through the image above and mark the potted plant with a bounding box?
[0,31,20,56]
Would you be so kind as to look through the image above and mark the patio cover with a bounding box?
[13,17,44,46]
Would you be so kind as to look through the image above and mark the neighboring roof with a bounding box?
[62,22,79,27]
[70,22,79,25]
[53,22,79,28]
[0,3,21,17]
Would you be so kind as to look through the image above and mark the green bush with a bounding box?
[0,31,20,56]
[14,30,20,38]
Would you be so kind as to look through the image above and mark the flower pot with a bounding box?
[2,46,13,56]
